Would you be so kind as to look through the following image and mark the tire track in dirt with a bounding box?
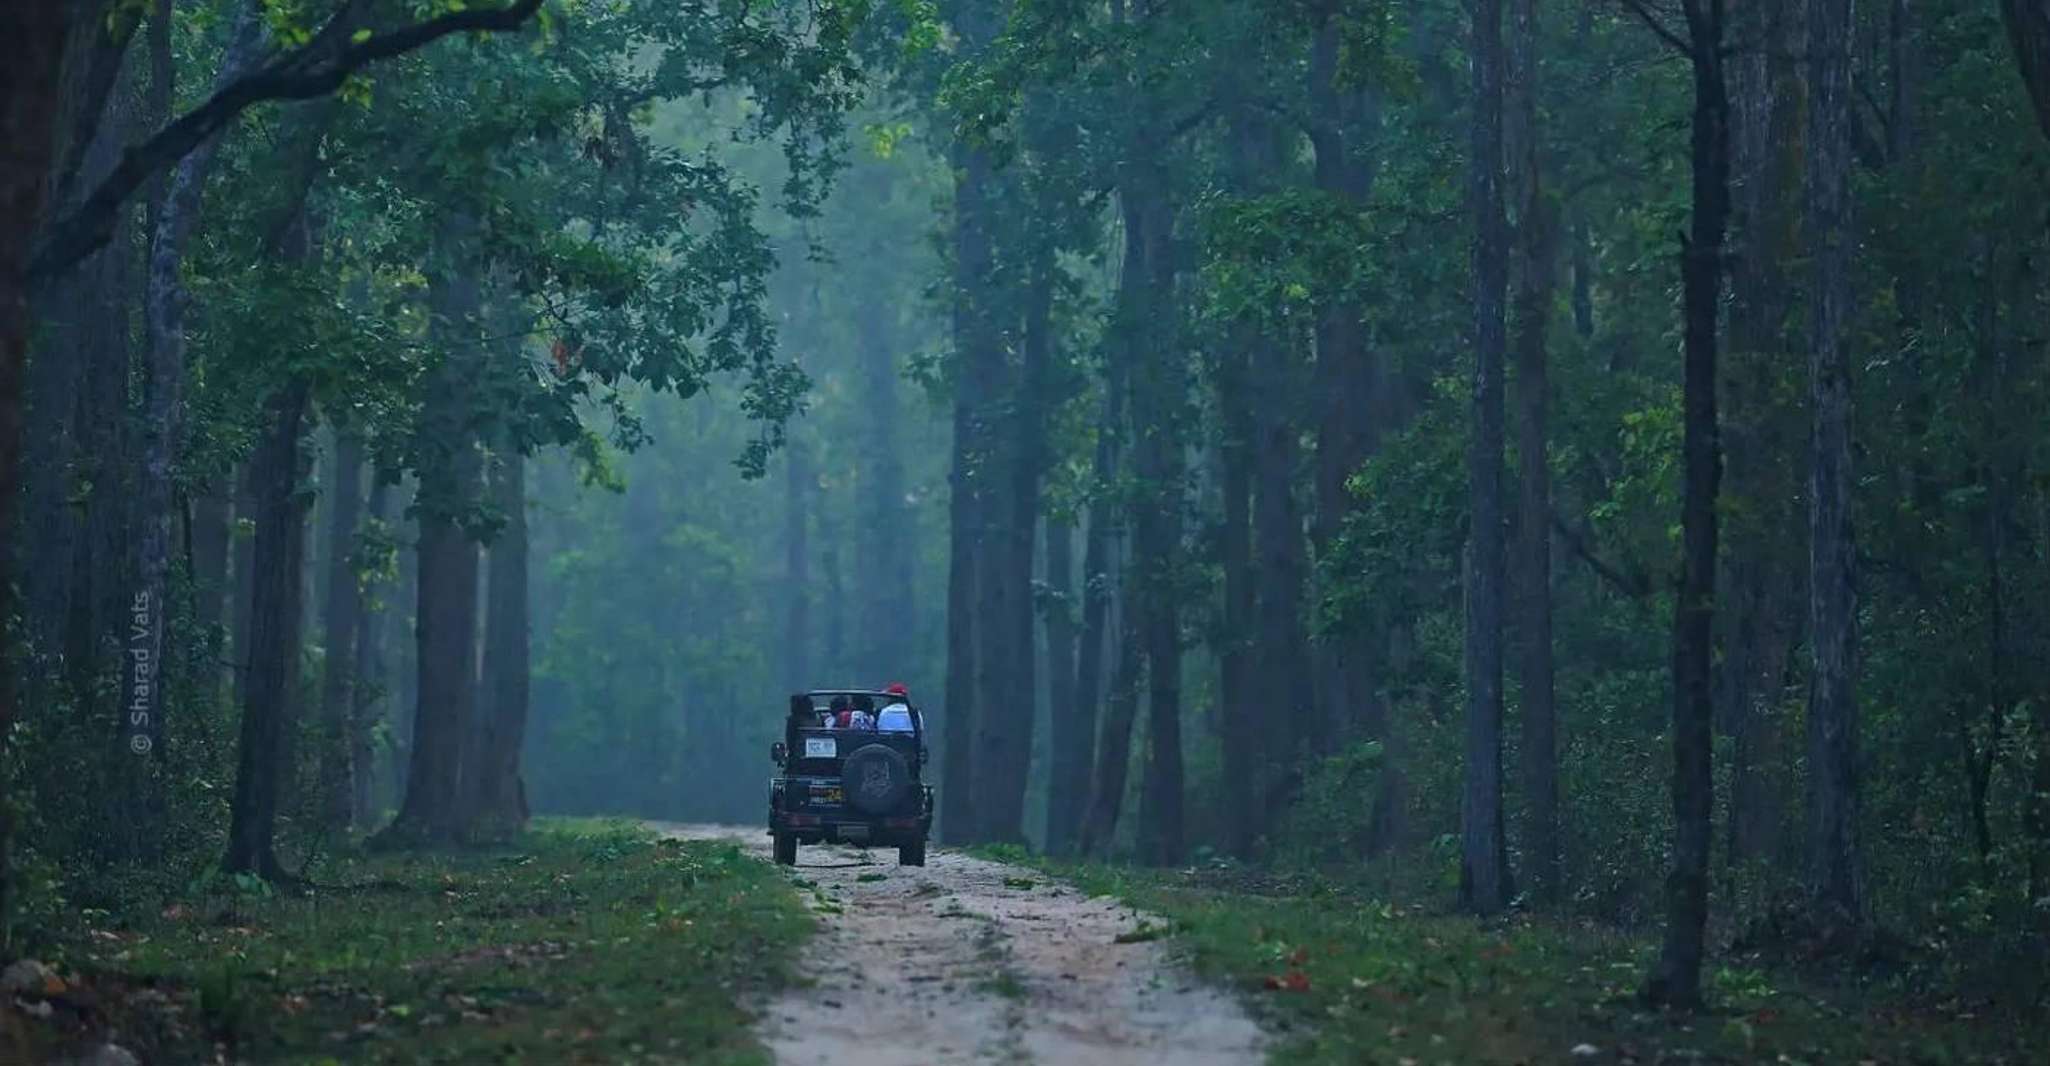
[652,824,1267,1066]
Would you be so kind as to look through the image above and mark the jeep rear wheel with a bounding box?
[773,832,797,865]
[898,840,926,866]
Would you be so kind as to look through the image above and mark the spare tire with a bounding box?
[842,743,911,814]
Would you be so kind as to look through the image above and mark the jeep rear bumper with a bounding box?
[768,812,929,847]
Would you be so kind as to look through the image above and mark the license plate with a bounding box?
[811,786,844,804]
[803,737,836,758]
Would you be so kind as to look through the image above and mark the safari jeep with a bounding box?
[768,689,933,866]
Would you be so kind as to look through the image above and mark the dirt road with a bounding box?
[653,824,1268,1066]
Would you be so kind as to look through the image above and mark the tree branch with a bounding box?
[1551,508,1652,599]
[31,0,543,282]
[2001,0,2050,142]
[1615,0,1693,58]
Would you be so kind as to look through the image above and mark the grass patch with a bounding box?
[1019,859,2045,1065]
[977,969,1028,1001]
[11,819,810,1065]
[1113,920,1174,944]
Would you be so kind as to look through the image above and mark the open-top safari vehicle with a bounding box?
[768,689,933,866]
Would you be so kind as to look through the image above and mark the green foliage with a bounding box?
[12,823,811,1063]
[1267,740,1386,869]
[1022,860,2047,1065]
[1200,190,1376,332]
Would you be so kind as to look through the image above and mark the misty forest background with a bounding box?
[6,0,2050,1016]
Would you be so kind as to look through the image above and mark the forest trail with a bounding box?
[651,824,1268,1066]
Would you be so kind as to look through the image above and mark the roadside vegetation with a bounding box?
[974,845,2046,1065]
[3,821,809,1065]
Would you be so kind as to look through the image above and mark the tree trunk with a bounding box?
[856,308,914,673]
[317,433,366,830]
[971,435,1016,838]
[940,368,981,843]
[1805,0,1861,933]
[1509,0,1559,904]
[1969,434,2011,867]
[387,250,484,844]
[223,381,311,878]
[1043,518,1079,848]
[1308,13,1380,764]
[232,464,260,701]
[1645,0,1730,1011]
[1218,331,1258,859]
[2003,0,2050,140]
[1080,587,1143,857]
[784,436,811,687]
[1461,0,1513,918]
[824,539,846,678]
[470,447,530,833]
[0,0,75,955]
[133,3,267,820]
[1719,0,1804,868]
[978,265,1054,845]
[1119,148,1184,866]
[352,478,392,826]
[41,76,137,729]
[1220,103,1319,855]
[191,480,232,658]
[1054,395,1119,855]
[940,59,1000,840]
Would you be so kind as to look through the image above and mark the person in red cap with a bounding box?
[877,683,915,732]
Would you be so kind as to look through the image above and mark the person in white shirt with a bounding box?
[876,682,915,732]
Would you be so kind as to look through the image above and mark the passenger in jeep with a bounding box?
[877,683,914,732]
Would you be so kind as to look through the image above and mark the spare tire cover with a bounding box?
[842,743,911,814]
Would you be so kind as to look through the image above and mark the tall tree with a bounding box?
[940,0,1004,844]
[1126,156,1185,868]
[1632,0,1731,1011]
[318,432,368,829]
[1805,0,1861,934]
[1232,97,1317,851]
[976,261,1056,844]
[1508,0,1560,903]
[352,478,394,825]
[1042,516,1080,846]
[1216,312,1259,859]
[784,436,812,687]
[1080,587,1143,856]
[0,38,94,885]
[1461,0,1514,917]
[1307,2,1379,768]
[2005,0,2050,929]
[1053,391,1119,855]
[386,239,485,844]
[222,380,312,878]
[1719,0,1804,868]
[469,445,531,833]
[135,4,269,826]
[2004,0,2050,139]
[855,308,914,675]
